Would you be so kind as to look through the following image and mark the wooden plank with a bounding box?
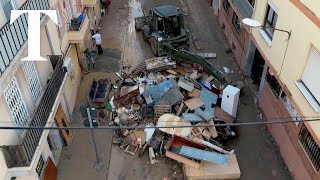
[55,105,73,145]
[176,103,185,116]
[188,89,201,98]
[183,154,241,180]
[184,98,204,110]
[166,69,178,75]
[208,120,218,138]
[172,66,187,75]
[204,76,214,82]
[214,106,234,123]
[166,151,200,169]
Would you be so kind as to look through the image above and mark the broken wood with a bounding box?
[184,98,204,110]
[176,102,185,116]
[214,106,234,123]
[188,89,201,97]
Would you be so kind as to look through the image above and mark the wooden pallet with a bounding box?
[154,105,172,120]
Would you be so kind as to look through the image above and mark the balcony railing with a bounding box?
[0,0,50,77]
[67,8,87,31]
[1,55,67,168]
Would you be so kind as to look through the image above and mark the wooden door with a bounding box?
[42,157,58,180]
[54,105,73,145]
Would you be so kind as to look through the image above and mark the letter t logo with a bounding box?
[10,10,58,61]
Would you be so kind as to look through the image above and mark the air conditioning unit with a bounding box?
[63,57,73,74]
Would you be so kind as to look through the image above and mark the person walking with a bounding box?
[92,30,103,55]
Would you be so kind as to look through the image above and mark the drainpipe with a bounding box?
[256,62,269,105]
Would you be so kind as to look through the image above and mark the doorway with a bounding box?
[54,104,73,145]
[251,49,265,85]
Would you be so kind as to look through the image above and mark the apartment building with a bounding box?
[217,0,255,77]
[0,0,100,179]
[238,0,320,179]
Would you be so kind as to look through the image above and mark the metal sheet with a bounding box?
[142,79,177,105]
[182,113,206,122]
[155,87,184,106]
[179,146,229,164]
[195,88,218,120]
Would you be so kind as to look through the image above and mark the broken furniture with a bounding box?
[165,135,207,169]
[88,78,111,107]
[145,57,176,72]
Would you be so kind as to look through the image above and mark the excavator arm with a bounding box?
[162,43,227,85]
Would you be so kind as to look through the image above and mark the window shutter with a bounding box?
[302,47,320,103]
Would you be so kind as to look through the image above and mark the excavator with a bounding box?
[135,5,229,85]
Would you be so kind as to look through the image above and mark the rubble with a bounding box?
[94,56,241,179]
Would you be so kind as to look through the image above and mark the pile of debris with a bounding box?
[105,56,241,179]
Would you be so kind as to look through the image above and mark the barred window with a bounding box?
[4,77,29,133]
[232,13,240,34]
[299,124,320,171]
[223,0,230,14]
[22,61,43,104]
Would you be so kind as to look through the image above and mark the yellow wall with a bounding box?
[64,44,81,112]
[252,0,320,139]
[299,0,320,18]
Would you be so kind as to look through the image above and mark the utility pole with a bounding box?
[86,107,100,164]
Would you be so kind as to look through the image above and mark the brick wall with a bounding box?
[259,83,319,180]
[218,2,248,70]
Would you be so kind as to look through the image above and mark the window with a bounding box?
[299,124,320,171]
[4,77,30,133]
[0,0,17,21]
[296,47,320,112]
[36,155,45,177]
[266,71,281,97]
[22,61,43,104]
[223,0,230,14]
[264,5,278,39]
[232,13,240,34]
[280,92,300,126]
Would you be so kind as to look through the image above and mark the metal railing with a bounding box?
[0,0,50,77]
[1,55,67,168]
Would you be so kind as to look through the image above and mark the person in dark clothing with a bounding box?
[84,48,95,71]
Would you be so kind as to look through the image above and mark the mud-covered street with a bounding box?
[57,0,292,180]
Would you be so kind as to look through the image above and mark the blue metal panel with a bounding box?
[179,146,229,164]
[142,79,177,105]
[182,113,206,122]
[195,88,218,120]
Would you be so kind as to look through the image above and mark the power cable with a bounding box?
[0,118,319,130]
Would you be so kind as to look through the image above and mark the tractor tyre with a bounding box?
[142,25,150,42]
[142,31,148,42]
[150,38,158,56]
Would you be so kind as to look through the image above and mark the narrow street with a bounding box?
[57,0,292,179]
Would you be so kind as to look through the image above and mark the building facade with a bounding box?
[0,0,101,179]
[243,0,320,179]
[218,0,254,76]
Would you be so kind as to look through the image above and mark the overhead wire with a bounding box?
[0,118,319,130]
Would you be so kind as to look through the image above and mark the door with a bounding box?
[54,105,73,145]
[42,157,58,180]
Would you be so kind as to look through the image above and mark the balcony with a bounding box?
[1,56,67,168]
[83,0,97,7]
[0,0,51,77]
[61,8,90,51]
[231,0,253,19]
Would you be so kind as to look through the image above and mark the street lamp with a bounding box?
[242,18,291,39]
